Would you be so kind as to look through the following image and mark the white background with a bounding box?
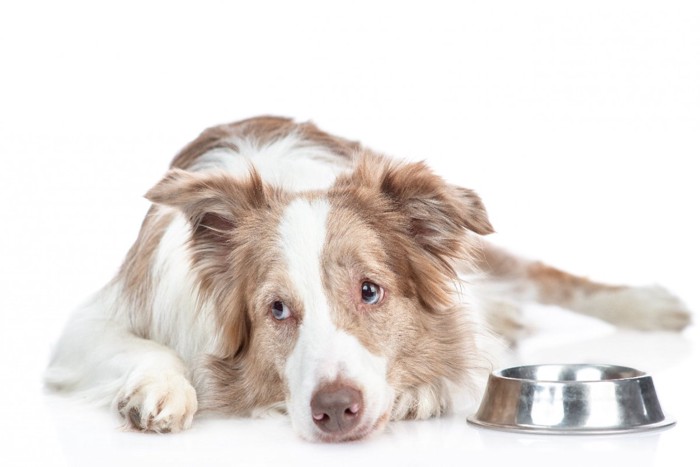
[1,1,698,466]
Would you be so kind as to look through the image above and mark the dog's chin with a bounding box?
[301,410,392,443]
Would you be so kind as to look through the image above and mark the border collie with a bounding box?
[45,116,690,442]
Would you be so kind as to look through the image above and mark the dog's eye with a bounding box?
[361,281,384,305]
[271,301,291,320]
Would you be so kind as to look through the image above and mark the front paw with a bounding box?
[116,371,198,433]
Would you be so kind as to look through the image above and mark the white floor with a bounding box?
[3,306,696,467]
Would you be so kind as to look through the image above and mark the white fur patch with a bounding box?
[278,198,393,441]
[149,211,222,362]
[45,282,197,415]
[191,134,349,192]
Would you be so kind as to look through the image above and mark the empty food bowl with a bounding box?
[467,363,674,434]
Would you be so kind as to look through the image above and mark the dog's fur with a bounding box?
[45,116,691,441]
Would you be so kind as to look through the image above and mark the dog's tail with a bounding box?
[465,240,691,338]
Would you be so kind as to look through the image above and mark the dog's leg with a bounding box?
[45,290,198,433]
[469,241,691,333]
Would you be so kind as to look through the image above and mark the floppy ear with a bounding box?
[381,159,493,268]
[351,153,493,245]
[380,165,494,242]
[145,168,268,239]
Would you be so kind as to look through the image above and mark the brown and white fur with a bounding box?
[45,116,691,442]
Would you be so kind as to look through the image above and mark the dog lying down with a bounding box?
[45,116,691,442]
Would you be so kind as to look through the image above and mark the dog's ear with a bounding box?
[145,168,268,238]
[381,169,494,240]
[350,153,493,242]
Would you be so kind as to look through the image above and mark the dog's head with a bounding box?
[147,152,493,442]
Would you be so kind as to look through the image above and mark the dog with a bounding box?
[45,116,691,442]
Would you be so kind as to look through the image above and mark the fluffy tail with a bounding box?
[467,241,691,339]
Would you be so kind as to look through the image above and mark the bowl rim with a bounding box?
[493,363,648,383]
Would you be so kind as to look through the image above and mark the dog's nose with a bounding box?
[310,383,363,435]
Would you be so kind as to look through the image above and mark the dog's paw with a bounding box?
[116,371,198,433]
[584,285,692,331]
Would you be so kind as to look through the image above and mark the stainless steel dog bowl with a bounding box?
[468,364,674,434]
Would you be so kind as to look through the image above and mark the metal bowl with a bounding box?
[467,364,674,434]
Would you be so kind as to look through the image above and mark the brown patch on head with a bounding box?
[321,152,492,419]
[170,116,361,170]
[146,168,312,414]
[146,168,287,353]
[332,151,493,312]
